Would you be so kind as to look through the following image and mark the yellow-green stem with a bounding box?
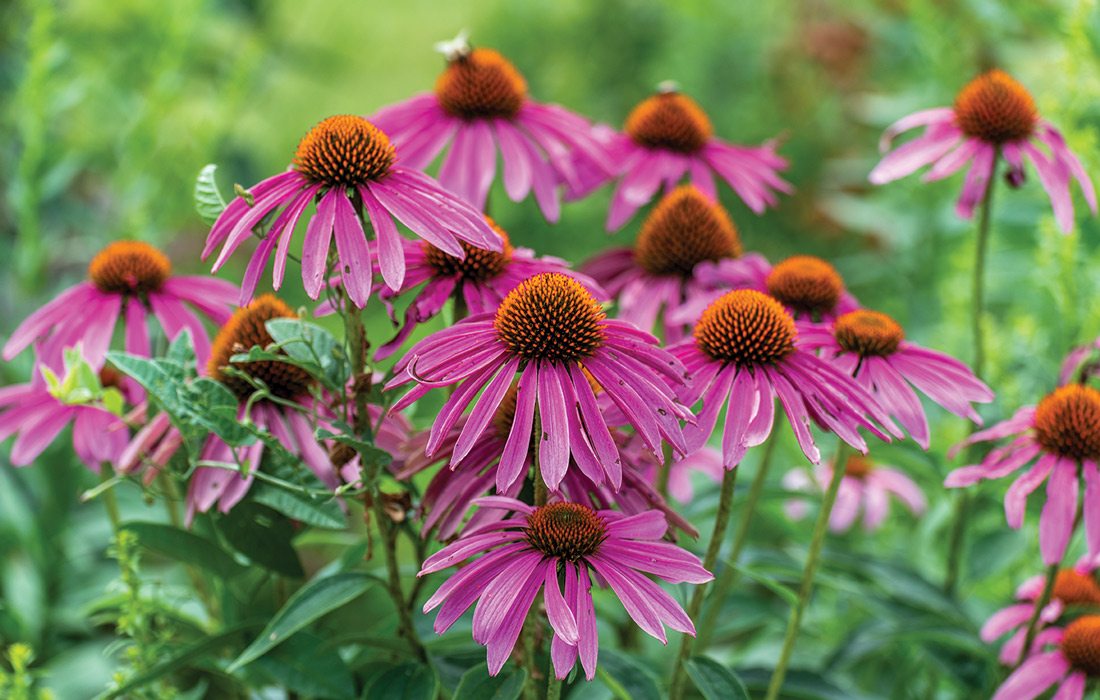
[1017,563,1058,667]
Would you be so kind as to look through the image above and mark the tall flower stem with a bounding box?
[98,466,122,534]
[522,413,545,700]
[945,156,998,595]
[764,442,853,700]
[668,466,739,700]
[1017,563,1059,667]
[694,433,780,651]
[546,674,563,700]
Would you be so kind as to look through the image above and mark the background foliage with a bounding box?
[2,0,1100,697]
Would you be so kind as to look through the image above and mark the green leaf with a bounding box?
[250,632,356,700]
[597,650,661,700]
[453,665,526,700]
[194,164,228,226]
[267,317,350,389]
[315,426,392,473]
[251,483,345,529]
[362,662,439,700]
[685,657,749,700]
[120,521,245,580]
[228,571,376,671]
[217,502,304,578]
[729,562,799,607]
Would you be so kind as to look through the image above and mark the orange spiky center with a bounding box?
[207,294,314,401]
[766,255,845,318]
[423,219,513,281]
[88,241,171,295]
[634,185,741,277]
[293,115,396,187]
[494,273,606,363]
[834,310,904,357]
[1052,570,1100,607]
[625,92,713,154]
[525,502,608,561]
[694,289,797,366]
[435,48,527,120]
[1033,385,1100,462]
[843,454,874,479]
[1062,616,1100,676]
[953,70,1038,144]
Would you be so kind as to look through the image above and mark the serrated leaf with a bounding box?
[228,571,376,671]
[120,521,245,580]
[453,665,526,700]
[251,483,345,529]
[363,662,439,700]
[267,317,350,389]
[250,632,355,700]
[217,502,304,578]
[685,657,749,700]
[194,164,228,226]
[597,650,661,700]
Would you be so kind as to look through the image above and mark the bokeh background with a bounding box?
[2,0,1100,697]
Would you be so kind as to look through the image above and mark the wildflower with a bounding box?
[797,309,993,448]
[783,453,926,532]
[386,273,691,491]
[4,241,237,368]
[870,70,1096,233]
[203,115,501,308]
[992,616,1100,700]
[419,497,712,679]
[371,35,611,222]
[946,385,1100,564]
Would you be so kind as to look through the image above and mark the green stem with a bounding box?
[668,466,739,700]
[1017,563,1058,667]
[695,433,779,651]
[98,465,121,534]
[944,153,998,596]
[523,411,545,699]
[657,442,673,499]
[764,442,853,700]
[546,674,562,700]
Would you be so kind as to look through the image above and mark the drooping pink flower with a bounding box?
[991,617,1100,700]
[982,557,1100,666]
[870,69,1096,233]
[582,185,744,342]
[386,273,691,492]
[4,241,237,369]
[569,85,791,231]
[203,115,501,308]
[782,453,926,532]
[667,289,899,469]
[371,37,611,222]
[945,384,1100,565]
[797,309,993,448]
[419,497,712,679]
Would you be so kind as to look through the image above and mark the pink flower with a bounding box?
[945,384,1100,565]
[570,86,791,231]
[4,241,237,369]
[783,454,926,532]
[1060,337,1100,386]
[668,289,899,468]
[371,39,611,222]
[991,616,1100,700]
[797,309,993,448]
[870,70,1096,233]
[202,115,501,308]
[386,273,691,492]
[418,497,712,679]
[582,185,744,342]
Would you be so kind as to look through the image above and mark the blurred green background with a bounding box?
[3,0,1100,697]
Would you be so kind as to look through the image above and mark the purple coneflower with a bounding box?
[419,497,712,679]
[4,241,236,368]
[571,85,791,231]
[582,185,743,342]
[797,309,993,448]
[371,36,610,222]
[386,272,691,491]
[783,453,926,532]
[945,384,1100,565]
[992,616,1100,700]
[870,69,1096,233]
[203,115,501,308]
[668,289,898,468]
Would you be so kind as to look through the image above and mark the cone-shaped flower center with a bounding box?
[208,294,314,401]
[954,70,1038,144]
[88,241,171,295]
[766,255,845,318]
[494,273,607,362]
[1033,385,1100,462]
[625,91,713,154]
[634,185,741,276]
[1062,616,1100,676]
[834,310,904,357]
[435,48,527,120]
[293,115,396,187]
[843,454,874,479]
[694,289,796,366]
[424,218,513,281]
[1053,570,1100,607]
[525,502,608,561]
